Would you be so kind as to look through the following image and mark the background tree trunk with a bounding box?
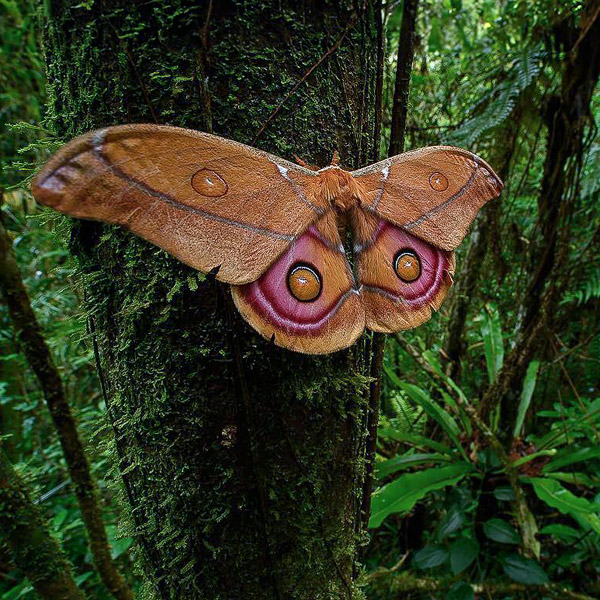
[0,449,86,600]
[42,1,379,598]
[478,2,600,433]
[0,210,132,600]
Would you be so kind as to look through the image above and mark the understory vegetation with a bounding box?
[1,0,599,599]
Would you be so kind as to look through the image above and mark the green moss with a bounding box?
[43,1,378,597]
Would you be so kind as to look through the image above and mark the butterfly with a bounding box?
[32,124,502,354]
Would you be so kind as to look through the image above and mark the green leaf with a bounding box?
[414,544,448,569]
[511,449,556,469]
[446,582,474,600]
[493,486,516,501]
[513,360,539,438]
[377,427,452,454]
[546,472,598,487]
[483,518,520,544]
[375,453,450,479]
[527,478,600,534]
[543,446,600,473]
[397,380,466,457]
[52,508,68,530]
[481,304,504,384]
[111,536,134,559]
[539,524,580,541]
[501,554,549,585]
[369,463,473,528]
[450,537,479,574]
[438,506,466,539]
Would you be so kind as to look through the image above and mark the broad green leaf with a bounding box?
[52,508,68,530]
[546,472,598,487]
[539,524,580,540]
[369,463,473,528]
[513,360,539,438]
[527,477,600,534]
[377,427,452,454]
[375,453,450,480]
[510,449,556,468]
[481,304,504,384]
[450,537,479,574]
[501,554,548,585]
[74,572,94,585]
[543,446,600,473]
[397,380,466,457]
[422,349,469,406]
[414,544,448,569]
[555,548,588,569]
[438,506,466,539]
[446,581,474,600]
[111,536,134,559]
[483,518,520,544]
[493,486,516,501]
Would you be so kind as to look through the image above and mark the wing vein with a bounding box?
[92,144,295,242]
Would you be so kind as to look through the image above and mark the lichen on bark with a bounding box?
[42,1,379,598]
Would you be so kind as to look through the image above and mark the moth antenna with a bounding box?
[330,150,340,166]
[293,154,313,169]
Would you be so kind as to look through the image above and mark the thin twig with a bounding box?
[252,3,368,145]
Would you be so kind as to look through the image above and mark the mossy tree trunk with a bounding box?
[0,449,86,600]
[42,1,380,598]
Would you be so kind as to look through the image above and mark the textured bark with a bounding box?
[0,449,86,600]
[0,213,133,600]
[388,0,419,157]
[478,3,600,431]
[42,1,379,598]
[360,0,419,535]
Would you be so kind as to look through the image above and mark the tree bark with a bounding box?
[42,1,379,598]
[0,212,133,600]
[388,0,419,157]
[0,449,86,600]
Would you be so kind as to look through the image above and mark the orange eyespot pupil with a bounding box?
[394,251,421,282]
[191,168,228,197]
[288,265,321,302]
[429,171,448,191]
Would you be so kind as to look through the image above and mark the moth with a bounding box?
[32,124,502,354]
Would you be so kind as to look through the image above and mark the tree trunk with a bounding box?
[0,211,132,600]
[42,1,379,598]
[388,0,419,158]
[478,2,600,432]
[0,449,86,600]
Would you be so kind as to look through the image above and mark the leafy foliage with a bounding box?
[1,0,599,598]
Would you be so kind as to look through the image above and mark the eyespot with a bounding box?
[394,250,421,282]
[191,168,228,197]
[429,172,448,191]
[287,264,322,302]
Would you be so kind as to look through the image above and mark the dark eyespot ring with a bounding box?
[287,263,322,302]
[394,250,421,282]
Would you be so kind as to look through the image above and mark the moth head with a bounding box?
[318,168,360,212]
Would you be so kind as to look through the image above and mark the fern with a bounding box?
[562,268,600,306]
[447,46,544,146]
[388,391,427,434]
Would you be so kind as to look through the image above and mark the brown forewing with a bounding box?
[32,125,326,284]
